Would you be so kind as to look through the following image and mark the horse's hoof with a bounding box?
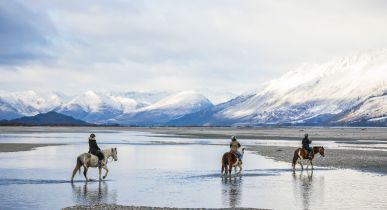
[103,176,106,179]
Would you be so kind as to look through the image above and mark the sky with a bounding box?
[1,0,387,99]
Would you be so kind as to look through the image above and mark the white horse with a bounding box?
[71,147,118,182]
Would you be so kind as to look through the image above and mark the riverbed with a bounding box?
[0,127,386,210]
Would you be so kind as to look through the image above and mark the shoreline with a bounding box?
[0,143,64,153]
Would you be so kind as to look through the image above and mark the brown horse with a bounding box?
[292,146,325,171]
[221,148,245,175]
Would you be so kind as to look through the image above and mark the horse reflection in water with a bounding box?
[292,171,320,210]
[71,181,117,205]
[221,176,242,208]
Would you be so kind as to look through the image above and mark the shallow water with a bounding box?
[0,130,386,210]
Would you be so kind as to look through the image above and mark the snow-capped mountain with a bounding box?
[171,49,387,126]
[0,90,213,124]
[0,90,67,120]
[111,91,214,125]
[55,91,122,122]
[55,91,172,123]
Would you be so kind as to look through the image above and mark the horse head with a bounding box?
[318,146,325,157]
[111,147,118,161]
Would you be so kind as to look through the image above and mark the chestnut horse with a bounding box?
[292,146,325,171]
[221,148,245,175]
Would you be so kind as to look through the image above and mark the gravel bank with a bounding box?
[62,204,266,210]
[0,143,64,153]
[248,145,387,174]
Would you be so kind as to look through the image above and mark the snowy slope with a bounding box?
[111,91,213,125]
[0,90,171,122]
[338,94,387,124]
[173,49,387,126]
[56,91,148,122]
[0,90,67,119]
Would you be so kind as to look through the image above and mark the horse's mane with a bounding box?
[102,147,114,155]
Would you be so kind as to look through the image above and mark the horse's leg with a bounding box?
[223,165,226,175]
[228,157,233,175]
[293,157,297,171]
[98,167,102,181]
[311,160,314,170]
[83,166,89,182]
[238,164,242,174]
[103,166,109,179]
[299,159,304,171]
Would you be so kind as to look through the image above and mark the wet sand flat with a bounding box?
[0,143,64,153]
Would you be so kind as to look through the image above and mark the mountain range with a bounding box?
[171,49,387,126]
[1,50,387,126]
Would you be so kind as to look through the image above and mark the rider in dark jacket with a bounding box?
[88,133,104,167]
[302,133,313,158]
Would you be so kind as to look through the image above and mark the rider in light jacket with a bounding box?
[230,136,243,161]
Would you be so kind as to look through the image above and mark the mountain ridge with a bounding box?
[0,111,92,126]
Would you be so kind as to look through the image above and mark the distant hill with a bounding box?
[0,111,92,126]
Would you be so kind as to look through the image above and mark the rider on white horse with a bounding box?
[88,134,104,167]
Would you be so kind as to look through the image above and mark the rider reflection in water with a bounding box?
[230,136,242,162]
[88,134,105,167]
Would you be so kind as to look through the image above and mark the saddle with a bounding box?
[301,148,313,159]
[230,151,242,163]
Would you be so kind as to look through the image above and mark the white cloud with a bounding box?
[1,0,387,95]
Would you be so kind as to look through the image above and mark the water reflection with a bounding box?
[71,181,117,205]
[221,176,242,208]
[293,171,314,210]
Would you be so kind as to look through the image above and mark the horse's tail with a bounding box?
[292,149,299,168]
[221,153,228,174]
[71,156,82,182]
